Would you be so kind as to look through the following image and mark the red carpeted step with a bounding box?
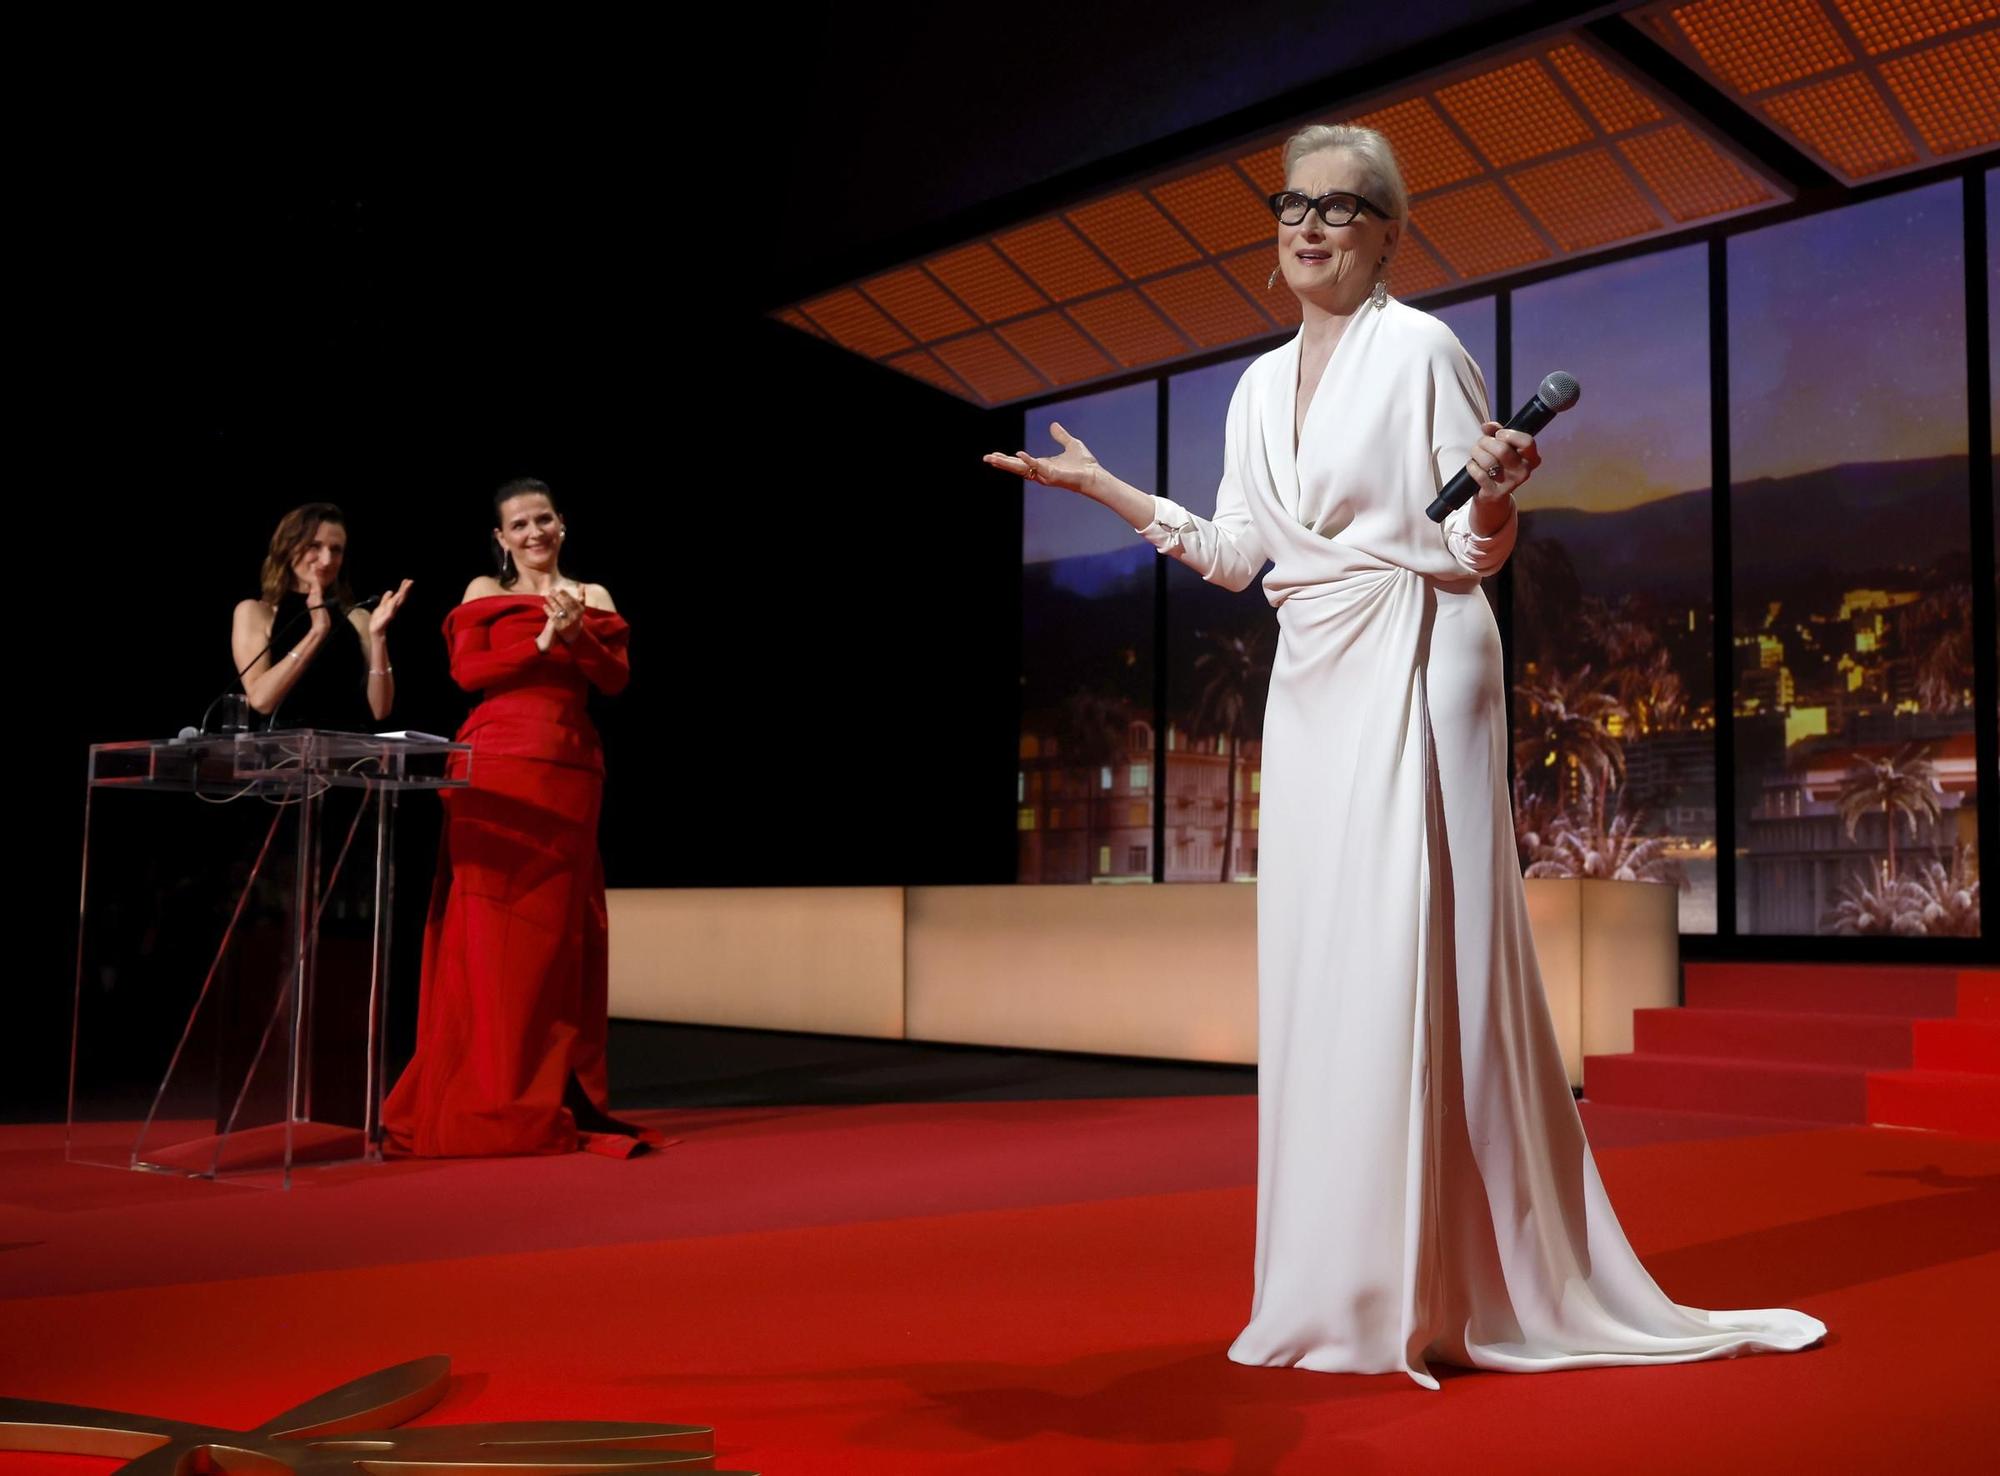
[1682,962,1960,1018]
[1960,969,2000,1021]
[1866,1068,2000,1139]
[1911,1019,2000,1074]
[1632,1007,1913,1069]
[1583,1052,1868,1123]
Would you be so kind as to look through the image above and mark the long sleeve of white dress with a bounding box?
[1127,300,1824,1390]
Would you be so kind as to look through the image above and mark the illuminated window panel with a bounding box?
[993,218,1122,302]
[1066,193,1203,279]
[926,243,1049,324]
[1618,124,1775,220]
[1762,72,1920,176]
[1548,43,1665,133]
[1411,182,1553,280]
[799,288,914,360]
[1347,97,1484,192]
[860,266,975,343]
[1509,148,1665,251]
[1660,0,1854,93]
[1832,0,1998,55]
[1066,291,1190,368]
[1140,265,1272,348]
[930,332,1047,403]
[1235,144,1286,196]
[1151,165,1275,255]
[1218,249,1302,327]
[774,307,825,340]
[1387,234,1452,296]
[1436,58,1595,169]
[1878,28,2000,157]
[886,349,974,399]
[996,312,1118,386]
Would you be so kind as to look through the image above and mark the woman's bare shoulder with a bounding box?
[582,582,617,612]
[461,575,509,603]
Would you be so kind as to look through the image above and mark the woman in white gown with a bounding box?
[985,124,1825,1390]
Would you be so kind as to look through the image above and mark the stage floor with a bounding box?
[2,1044,1995,1473]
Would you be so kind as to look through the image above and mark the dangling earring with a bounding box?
[1370,277,1389,311]
[1266,267,1280,290]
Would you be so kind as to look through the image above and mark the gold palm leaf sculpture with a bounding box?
[0,1354,755,1474]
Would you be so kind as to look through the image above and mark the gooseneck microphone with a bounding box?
[189,592,384,736]
[1425,371,1581,523]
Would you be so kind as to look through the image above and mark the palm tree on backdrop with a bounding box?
[1056,688,1131,883]
[1513,666,1628,835]
[1834,743,1944,885]
[1903,844,1980,937]
[1190,627,1273,881]
[1909,586,1973,714]
[1824,861,1915,936]
[1524,802,1684,886]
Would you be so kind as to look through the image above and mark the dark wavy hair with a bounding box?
[259,502,353,607]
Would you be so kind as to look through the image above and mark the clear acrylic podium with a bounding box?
[69,730,469,1188]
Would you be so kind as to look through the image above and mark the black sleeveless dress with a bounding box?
[262,591,373,731]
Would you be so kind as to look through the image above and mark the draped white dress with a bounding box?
[1138,299,1825,1390]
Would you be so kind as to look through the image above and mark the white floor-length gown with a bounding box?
[1137,298,1825,1390]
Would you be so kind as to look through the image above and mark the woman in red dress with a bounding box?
[383,478,658,1158]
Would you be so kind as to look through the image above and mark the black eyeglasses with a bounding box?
[1267,189,1389,228]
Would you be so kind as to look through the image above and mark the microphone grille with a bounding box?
[1538,371,1581,412]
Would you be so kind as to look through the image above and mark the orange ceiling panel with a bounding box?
[1412,182,1552,279]
[1065,192,1203,278]
[996,313,1118,386]
[1235,143,1287,195]
[799,288,914,359]
[1832,0,1999,55]
[777,25,1800,404]
[993,218,1122,301]
[774,307,825,340]
[1151,164,1275,255]
[1662,0,1854,92]
[925,243,1048,323]
[1065,291,1189,368]
[1548,42,1665,133]
[930,333,1047,403]
[1386,235,1451,296]
[886,350,973,399]
[1762,71,1921,174]
[1877,27,2000,154]
[1218,250,1301,327]
[1348,97,1484,192]
[1140,265,1273,347]
[1617,123,1775,220]
[1436,58,1595,168]
[1508,149,1665,251]
[861,267,975,342]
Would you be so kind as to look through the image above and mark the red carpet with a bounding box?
[1588,964,2000,1138]
[1,1097,1994,1474]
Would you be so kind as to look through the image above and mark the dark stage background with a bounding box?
[13,0,1708,1117]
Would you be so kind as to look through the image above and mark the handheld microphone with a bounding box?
[1426,371,1580,523]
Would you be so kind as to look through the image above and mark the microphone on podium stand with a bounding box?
[183,592,386,738]
[1426,371,1580,523]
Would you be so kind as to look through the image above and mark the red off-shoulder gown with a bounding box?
[382,595,653,1158]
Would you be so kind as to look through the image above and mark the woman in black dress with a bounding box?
[230,502,413,729]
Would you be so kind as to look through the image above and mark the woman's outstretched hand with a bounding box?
[983,422,1101,495]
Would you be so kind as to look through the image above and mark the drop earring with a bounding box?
[1371,256,1389,311]
[1267,267,1281,290]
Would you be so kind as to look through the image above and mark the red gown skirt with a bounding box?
[382,596,653,1158]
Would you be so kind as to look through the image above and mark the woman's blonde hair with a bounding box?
[1281,123,1410,229]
